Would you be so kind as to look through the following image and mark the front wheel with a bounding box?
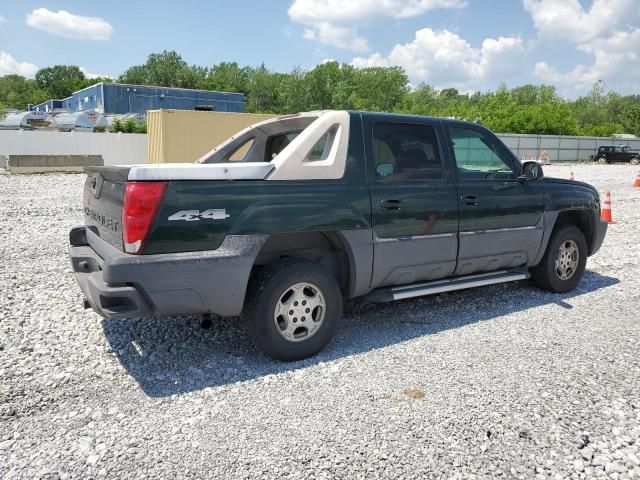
[530,225,587,293]
[241,260,343,361]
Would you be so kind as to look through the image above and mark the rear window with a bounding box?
[266,132,301,160]
[372,123,443,182]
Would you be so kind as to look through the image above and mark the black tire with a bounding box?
[598,157,608,164]
[241,259,343,361]
[531,225,587,293]
[631,157,640,166]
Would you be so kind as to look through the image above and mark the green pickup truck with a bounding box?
[70,110,607,360]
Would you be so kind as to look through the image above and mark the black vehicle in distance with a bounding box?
[594,145,640,165]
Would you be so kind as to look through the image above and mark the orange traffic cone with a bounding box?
[601,191,616,224]
[634,171,640,187]
[570,171,575,181]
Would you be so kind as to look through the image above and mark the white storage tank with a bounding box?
[0,111,54,130]
[52,110,108,131]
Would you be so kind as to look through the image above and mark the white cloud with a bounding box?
[523,0,639,44]
[288,0,465,51]
[80,67,114,80]
[524,0,640,94]
[534,28,640,93]
[352,28,524,90]
[0,51,39,77]
[302,22,369,52]
[26,8,112,40]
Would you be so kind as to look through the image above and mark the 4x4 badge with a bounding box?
[168,209,230,222]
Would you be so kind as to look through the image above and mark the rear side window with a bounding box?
[305,126,338,162]
[229,138,255,161]
[372,123,443,182]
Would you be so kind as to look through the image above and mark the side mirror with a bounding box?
[520,161,544,181]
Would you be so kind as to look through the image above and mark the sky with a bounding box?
[0,0,638,98]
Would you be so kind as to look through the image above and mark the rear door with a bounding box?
[610,146,621,162]
[446,123,544,276]
[365,116,459,288]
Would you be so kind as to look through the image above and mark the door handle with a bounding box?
[461,195,479,206]
[381,199,403,211]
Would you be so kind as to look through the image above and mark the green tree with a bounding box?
[622,104,640,136]
[118,65,146,85]
[200,62,250,93]
[3,51,638,136]
[119,51,206,88]
[277,67,308,113]
[350,66,408,112]
[303,61,343,110]
[0,75,49,109]
[110,118,123,132]
[573,80,608,130]
[403,83,439,115]
[245,64,281,113]
[35,65,86,99]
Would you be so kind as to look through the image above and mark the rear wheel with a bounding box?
[531,225,587,293]
[241,260,343,361]
[631,157,640,165]
[598,157,608,164]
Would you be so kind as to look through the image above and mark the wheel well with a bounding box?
[554,210,595,252]
[253,232,351,292]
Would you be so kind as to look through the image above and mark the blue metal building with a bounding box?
[31,82,245,115]
[31,99,65,113]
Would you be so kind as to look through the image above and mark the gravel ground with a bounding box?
[1,163,639,479]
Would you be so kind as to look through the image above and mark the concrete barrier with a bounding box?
[6,155,103,173]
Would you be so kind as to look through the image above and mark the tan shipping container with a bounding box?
[147,109,275,164]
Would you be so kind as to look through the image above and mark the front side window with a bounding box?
[450,126,516,180]
[373,123,443,182]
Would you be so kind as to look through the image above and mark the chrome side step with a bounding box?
[364,270,530,303]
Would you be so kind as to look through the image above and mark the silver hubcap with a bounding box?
[555,240,579,280]
[273,282,326,342]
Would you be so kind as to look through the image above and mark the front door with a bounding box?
[366,118,459,288]
[447,124,544,276]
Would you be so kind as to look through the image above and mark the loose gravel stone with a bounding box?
[0,164,639,479]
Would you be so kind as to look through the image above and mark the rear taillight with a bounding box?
[122,181,167,254]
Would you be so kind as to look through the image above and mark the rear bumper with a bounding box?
[589,218,608,256]
[69,226,267,319]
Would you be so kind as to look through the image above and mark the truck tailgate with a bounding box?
[83,166,131,251]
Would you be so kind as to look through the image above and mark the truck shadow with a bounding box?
[102,270,619,397]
